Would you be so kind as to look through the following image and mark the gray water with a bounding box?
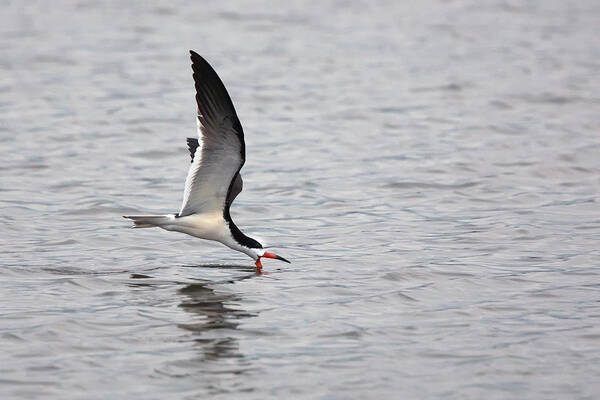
[1,1,600,398]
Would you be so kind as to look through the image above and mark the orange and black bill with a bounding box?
[255,252,291,268]
[262,252,291,263]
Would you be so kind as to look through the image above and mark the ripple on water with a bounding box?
[1,1,600,399]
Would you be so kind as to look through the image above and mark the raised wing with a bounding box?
[178,51,246,217]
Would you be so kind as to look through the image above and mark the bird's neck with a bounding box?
[227,220,262,249]
[223,208,262,259]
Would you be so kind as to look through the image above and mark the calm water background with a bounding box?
[1,1,600,398]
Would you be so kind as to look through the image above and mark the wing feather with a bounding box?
[178,51,246,217]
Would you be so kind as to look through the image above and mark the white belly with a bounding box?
[157,212,257,260]
[162,212,229,242]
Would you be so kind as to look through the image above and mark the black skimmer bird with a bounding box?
[124,51,290,270]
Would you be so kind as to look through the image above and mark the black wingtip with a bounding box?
[189,51,217,73]
[189,50,203,63]
[186,137,199,163]
[187,49,244,141]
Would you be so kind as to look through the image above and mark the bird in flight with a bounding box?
[124,51,290,270]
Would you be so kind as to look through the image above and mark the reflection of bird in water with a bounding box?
[123,51,290,271]
[128,268,256,361]
[177,270,256,361]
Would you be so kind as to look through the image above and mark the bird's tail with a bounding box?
[123,215,173,228]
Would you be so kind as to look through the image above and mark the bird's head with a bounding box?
[252,248,291,269]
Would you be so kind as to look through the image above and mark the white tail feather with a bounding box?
[123,215,172,228]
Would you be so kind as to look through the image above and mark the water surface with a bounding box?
[1,0,600,398]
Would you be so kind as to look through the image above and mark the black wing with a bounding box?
[179,51,246,217]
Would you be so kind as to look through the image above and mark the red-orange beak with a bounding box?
[262,252,291,264]
[255,252,291,268]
